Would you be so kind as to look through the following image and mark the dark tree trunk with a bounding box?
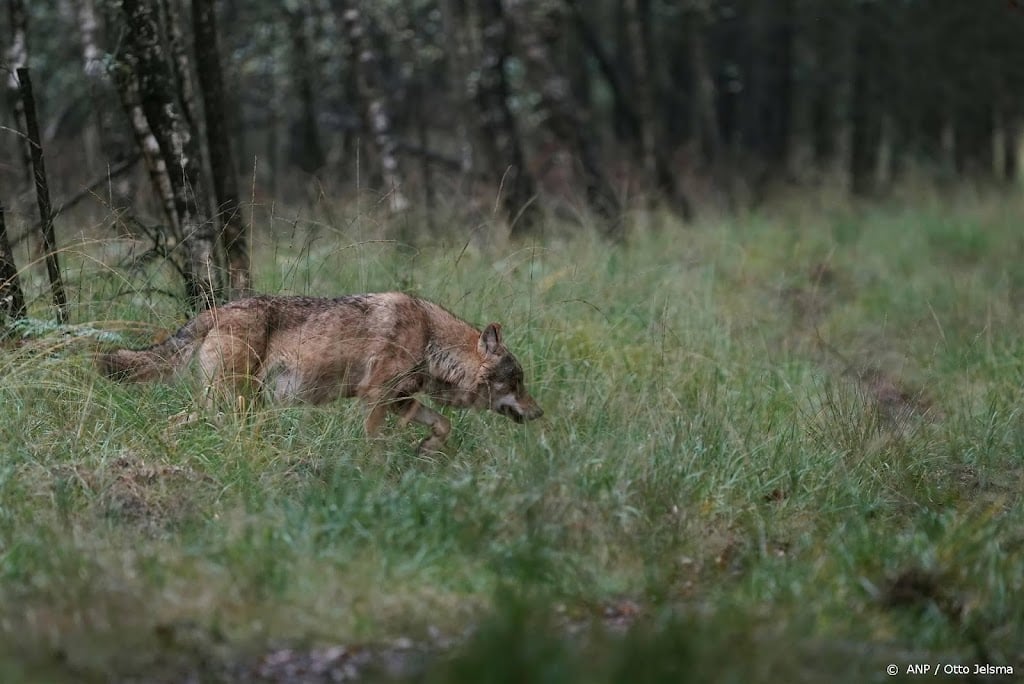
[623,0,691,218]
[736,0,791,171]
[193,0,250,298]
[161,0,199,132]
[849,1,882,196]
[413,76,435,221]
[441,0,476,184]
[565,0,640,145]
[337,4,361,178]
[687,8,721,169]
[474,0,540,235]
[217,0,249,188]
[1004,117,1020,183]
[613,0,633,142]
[0,205,27,322]
[623,0,657,186]
[811,1,854,187]
[339,1,409,213]
[786,0,815,182]
[6,0,32,188]
[954,104,995,179]
[713,4,741,154]
[122,0,219,310]
[18,68,68,323]
[510,0,620,234]
[285,4,326,174]
[564,17,591,124]
[80,0,138,210]
[768,1,793,164]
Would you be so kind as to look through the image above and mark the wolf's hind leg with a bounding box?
[364,402,389,437]
[196,332,263,415]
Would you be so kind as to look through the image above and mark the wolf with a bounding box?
[98,293,543,452]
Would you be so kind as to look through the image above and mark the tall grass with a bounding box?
[1,191,1022,681]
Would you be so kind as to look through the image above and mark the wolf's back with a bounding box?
[98,315,209,382]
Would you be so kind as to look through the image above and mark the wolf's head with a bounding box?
[476,323,543,423]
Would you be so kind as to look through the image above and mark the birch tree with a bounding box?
[121,0,220,309]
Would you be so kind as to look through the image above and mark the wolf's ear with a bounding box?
[479,323,503,357]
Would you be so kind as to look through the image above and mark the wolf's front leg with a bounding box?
[390,397,451,454]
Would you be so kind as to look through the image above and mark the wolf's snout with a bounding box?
[512,396,543,422]
[494,392,543,423]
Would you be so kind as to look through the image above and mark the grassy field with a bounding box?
[1,190,1023,682]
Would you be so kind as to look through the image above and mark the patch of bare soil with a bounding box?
[850,366,936,423]
[951,463,1024,507]
[56,452,208,533]
[233,599,645,683]
[780,262,938,423]
[814,326,938,425]
[103,454,206,531]
[880,567,963,623]
[106,601,647,682]
[243,641,427,683]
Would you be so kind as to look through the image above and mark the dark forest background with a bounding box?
[2,0,1023,309]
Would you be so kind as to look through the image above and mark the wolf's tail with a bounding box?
[98,313,211,383]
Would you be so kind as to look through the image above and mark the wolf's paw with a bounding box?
[160,410,200,440]
[168,410,201,427]
[416,435,448,457]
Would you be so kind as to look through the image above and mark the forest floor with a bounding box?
[1,188,1022,682]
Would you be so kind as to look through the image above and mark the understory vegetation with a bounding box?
[1,190,1023,682]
